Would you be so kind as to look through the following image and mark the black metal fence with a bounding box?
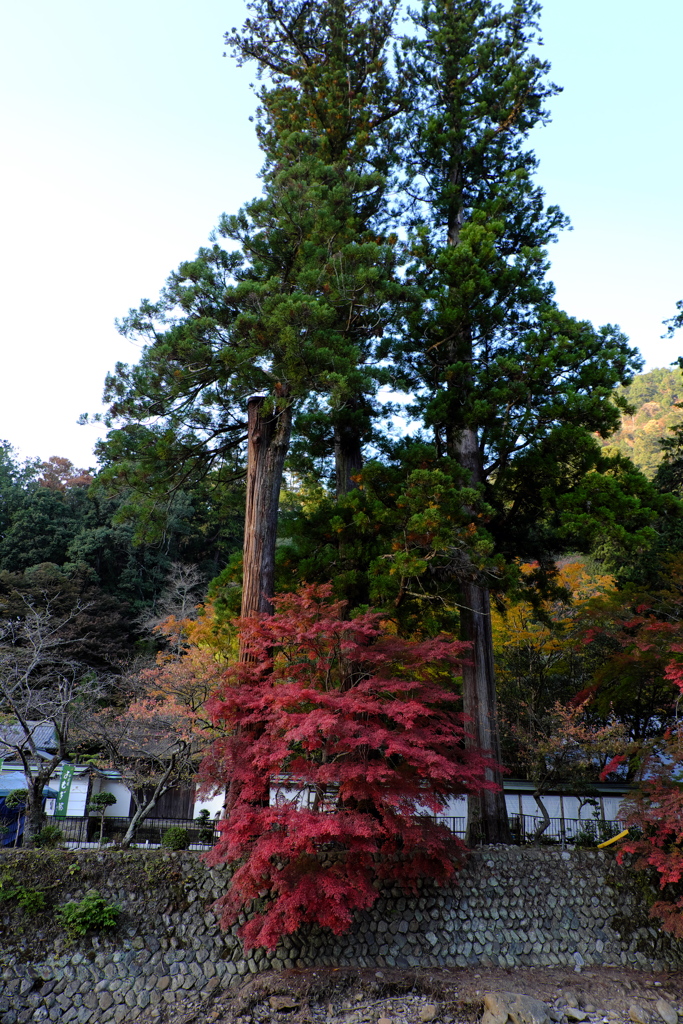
[508,814,626,846]
[434,814,626,845]
[29,812,626,850]
[45,815,220,848]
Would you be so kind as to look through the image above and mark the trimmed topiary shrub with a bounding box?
[161,826,189,851]
[33,825,64,848]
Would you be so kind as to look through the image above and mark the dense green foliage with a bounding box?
[91,0,403,514]
[0,442,242,628]
[161,826,190,851]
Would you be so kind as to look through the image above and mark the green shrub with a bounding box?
[0,872,47,914]
[195,809,215,845]
[4,789,27,810]
[57,890,120,938]
[574,818,622,848]
[88,791,118,844]
[15,888,47,914]
[161,826,189,851]
[33,825,64,848]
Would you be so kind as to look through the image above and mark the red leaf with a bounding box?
[199,584,492,949]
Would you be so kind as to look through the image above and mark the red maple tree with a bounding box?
[617,651,683,937]
[200,585,493,950]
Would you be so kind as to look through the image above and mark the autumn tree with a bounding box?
[36,456,93,492]
[512,700,630,842]
[617,651,683,938]
[491,561,617,770]
[138,562,206,636]
[0,596,106,843]
[88,608,228,847]
[571,558,683,742]
[200,585,491,949]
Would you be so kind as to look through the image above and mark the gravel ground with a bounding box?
[133,965,683,1024]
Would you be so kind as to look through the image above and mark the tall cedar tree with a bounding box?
[200,585,492,949]
[96,0,401,620]
[396,0,642,842]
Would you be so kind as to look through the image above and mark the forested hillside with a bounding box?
[598,367,683,477]
[0,443,244,689]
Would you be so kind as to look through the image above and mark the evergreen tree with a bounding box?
[94,0,659,847]
[97,0,402,620]
[395,0,642,842]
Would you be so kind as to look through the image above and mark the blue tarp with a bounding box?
[0,774,59,846]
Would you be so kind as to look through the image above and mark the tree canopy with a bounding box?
[4,2,683,929]
[87,0,664,846]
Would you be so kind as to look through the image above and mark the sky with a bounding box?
[1,0,681,468]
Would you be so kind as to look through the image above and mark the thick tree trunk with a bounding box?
[450,423,511,845]
[334,423,363,497]
[235,391,293,807]
[439,146,509,845]
[460,580,511,845]
[241,392,293,623]
[23,771,50,845]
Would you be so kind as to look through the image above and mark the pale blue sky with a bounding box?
[1,0,681,466]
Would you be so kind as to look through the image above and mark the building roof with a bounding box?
[503,778,632,795]
[0,771,58,800]
[0,721,57,758]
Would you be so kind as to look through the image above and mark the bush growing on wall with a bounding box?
[57,890,120,939]
[161,826,190,851]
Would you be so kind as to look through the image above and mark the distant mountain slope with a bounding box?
[599,367,683,477]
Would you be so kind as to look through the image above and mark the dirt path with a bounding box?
[140,965,683,1024]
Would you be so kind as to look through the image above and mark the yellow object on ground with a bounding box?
[597,828,629,848]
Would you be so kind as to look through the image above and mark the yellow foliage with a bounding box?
[492,559,615,660]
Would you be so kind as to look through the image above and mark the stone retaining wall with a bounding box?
[0,846,680,1024]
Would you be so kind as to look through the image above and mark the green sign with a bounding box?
[54,764,75,818]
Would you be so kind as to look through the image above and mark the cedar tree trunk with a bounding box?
[453,421,511,845]
[459,579,510,845]
[241,392,293,623]
[445,132,511,844]
[235,392,293,806]
[334,422,363,497]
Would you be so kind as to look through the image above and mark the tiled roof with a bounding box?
[0,721,57,754]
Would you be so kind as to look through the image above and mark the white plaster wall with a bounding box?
[92,779,132,817]
[193,789,224,819]
[602,795,625,820]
